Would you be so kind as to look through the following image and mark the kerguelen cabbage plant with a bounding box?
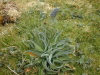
[24,27,75,75]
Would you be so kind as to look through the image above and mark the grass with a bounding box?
[0,0,100,75]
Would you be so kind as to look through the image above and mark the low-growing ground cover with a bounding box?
[0,0,100,75]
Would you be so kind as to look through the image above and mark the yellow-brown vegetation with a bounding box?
[0,1,21,25]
